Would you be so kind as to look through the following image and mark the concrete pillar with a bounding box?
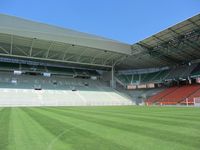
[111,65,114,88]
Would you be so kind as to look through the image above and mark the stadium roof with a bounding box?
[0,13,199,70]
[0,14,131,68]
[118,13,200,69]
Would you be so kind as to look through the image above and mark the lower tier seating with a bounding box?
[181,88,200,104]
[0,71,134,107]
[146,85,200,105]
[146,87,178,105]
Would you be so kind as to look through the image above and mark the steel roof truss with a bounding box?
[14,46,28,56]
[76,47,88,62]
[29,38,35,57]
[46,42,54,58]
[168,28,200,59]
[0,45,9,54]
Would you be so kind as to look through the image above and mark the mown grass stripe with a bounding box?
[28,107,189,150]
[60,107,200,131]
[15,108,69,150]
[27,107,167,150]
[23,108,131,150]
[66,106,200,122]
[50,106,200,139]
[44,107,200,149]
[0,106,199,150]
[0,108,11,150]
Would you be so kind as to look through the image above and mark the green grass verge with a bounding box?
[0,106,200,150]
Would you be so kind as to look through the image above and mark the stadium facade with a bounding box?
[0,13,200,106]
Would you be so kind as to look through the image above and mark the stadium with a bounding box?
[0,13,200,150]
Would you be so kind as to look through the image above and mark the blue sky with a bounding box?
[0,0,200,44]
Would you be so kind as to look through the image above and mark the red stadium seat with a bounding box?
[147,85,200,105]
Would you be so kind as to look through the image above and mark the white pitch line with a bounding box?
[47,127,75,150]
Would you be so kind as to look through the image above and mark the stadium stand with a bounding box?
[0,13,199,106]
[116,70,169,85]
[145,87,178,105]
[117,64,198,86]
[160,85,200,105]
[146,85,200,105]
[164,64,197,80]
[122,88,163,105]
[151,70,169,81]
[0,62,19,71]
[181,87,200,105]
[0,71,133,106]
[191,63,200,77]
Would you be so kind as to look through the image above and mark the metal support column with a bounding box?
[111,64,116,89]
[111,65,114,88]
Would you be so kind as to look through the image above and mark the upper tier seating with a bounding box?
[0,62,99,77]
[191,63,200,77]
[47,66,74,75]
[117,63,199,86]
[165,64,197,80]
[117,74,132,84]
[0,62,19,70]
[117,70,169,85]
[20,64,47,72]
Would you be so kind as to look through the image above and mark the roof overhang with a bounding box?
[0,14,131,69]
[117,13,200,70]
[0,14,131,55]
[0,13,199,70]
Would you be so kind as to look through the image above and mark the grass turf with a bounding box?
[0,106,200,150]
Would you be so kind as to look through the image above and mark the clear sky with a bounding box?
[0,0,200,44]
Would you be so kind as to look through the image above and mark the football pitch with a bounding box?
[0,106,200,150]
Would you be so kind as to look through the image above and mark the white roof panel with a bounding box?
[0,14,131,55]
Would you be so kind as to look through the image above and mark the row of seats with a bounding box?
[0,71,134,106]
[117,63,199,85]
[146,87,178,105]
[117,70,169,85]
[0,72,102,90]
[0,62,99,76]
[181,88,200,104]
[166,64,197,79]
[0,88,134,107]
[191,63,200,77]
[146,85,200,105]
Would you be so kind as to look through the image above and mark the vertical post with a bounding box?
[131,74,134,84]
[186,98,189,107]
[139,74,141,84]
[10,35,13,54]
[111,65,114,88]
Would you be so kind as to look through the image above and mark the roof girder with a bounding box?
[0,33,128,68]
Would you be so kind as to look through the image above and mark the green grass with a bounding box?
[0,106,200,150]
